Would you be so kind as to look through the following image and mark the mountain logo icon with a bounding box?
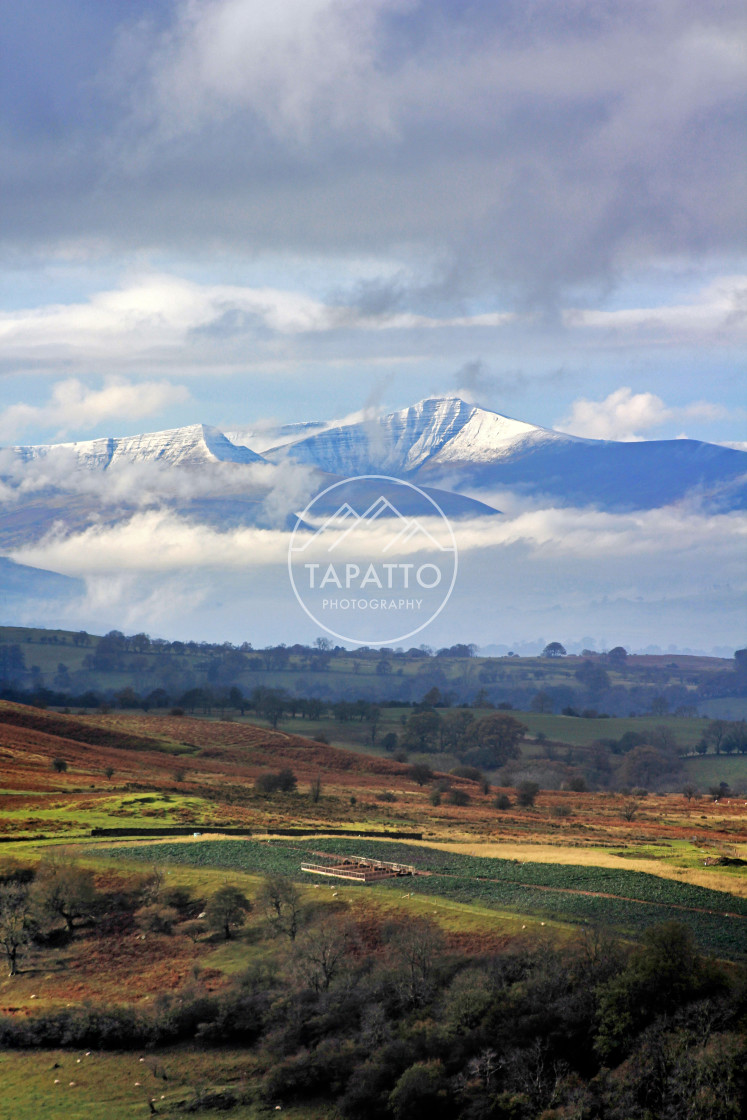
[291,494,455,555]
[288,474,458,646]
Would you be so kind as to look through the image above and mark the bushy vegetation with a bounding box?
[0,907,743,1120]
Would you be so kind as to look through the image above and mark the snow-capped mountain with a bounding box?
[266,396,570,474]
[267,396,747,511]
[2,398,746,525]
[10,424,264,469]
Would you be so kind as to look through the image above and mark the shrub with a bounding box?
[181,919,208,943]
[135,904,179,934]
[51,757,68,773]
[447,788,470,807]
[450,765,483,782]
[161,886,192,912]
[515,780,540,807]
[550,805,573,818]
[255,769,297,794]
[376,791,397,802]
[410,763,434,786]
[169,707,185,716]
[493,794,511,810]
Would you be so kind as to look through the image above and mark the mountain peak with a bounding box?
[8,423,265,469]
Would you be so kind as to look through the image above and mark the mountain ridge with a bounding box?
[3,396,746,512]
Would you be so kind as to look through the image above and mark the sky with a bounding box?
[0,0,745,448]
[0,0,746,653]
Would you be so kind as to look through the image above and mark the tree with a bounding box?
[402,710,441,752]
[205,886,252,940]
[257,876,302,942]
[622,799,640,821]
[681,784,699,802]
[470,713,526,766]
[292,914,350,991]
[616,745,678,789]
[367,705,381,744]
[51,757,68,773]
[596,922,704,1062]
[531,690,553,713]
[30,859,96,934]
[0,883,31,976]
[703,720,730,754]
[542,642,567,658]
[650,695,669,716]
[389,1061,449,1120]
[607,646,628,667]
[181,919,208,943]
[388,917,444,1006]
[410,763,433,786]
[723,721,747,755]
[515,780,539,807]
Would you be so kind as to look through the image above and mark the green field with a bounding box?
[97,838,747,960]
[0,1048,310,1120]
[681,754,747,788]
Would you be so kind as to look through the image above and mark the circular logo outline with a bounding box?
[287,473,458,645]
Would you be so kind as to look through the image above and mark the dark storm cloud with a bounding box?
[1,0,745,308]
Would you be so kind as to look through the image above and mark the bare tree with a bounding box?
[292,914,351,992]
[0,883,31,976]
[30,858,96,934]
[257,875,302,942]
[388,917,445,1006]
[622,799,640,821]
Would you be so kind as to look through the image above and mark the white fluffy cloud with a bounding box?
[558,387,731,441]
[0,377,191,443]
[10,501,746,650]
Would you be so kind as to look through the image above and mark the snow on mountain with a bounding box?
[266,395,747,511]
[9,424,265,469]
[266,396,575,475]
[427,403,582,465]
[3,398,746,517]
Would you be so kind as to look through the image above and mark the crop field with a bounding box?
[97,837,747,960]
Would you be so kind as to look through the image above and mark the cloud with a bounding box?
[563,275,747,343]
[2,2,744,308]
[10,509,291,574]
[136,0,401,145]
[0,273,522,378]
[0,377,191,443]
[558,387,731,441]
[10,498,745,651]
